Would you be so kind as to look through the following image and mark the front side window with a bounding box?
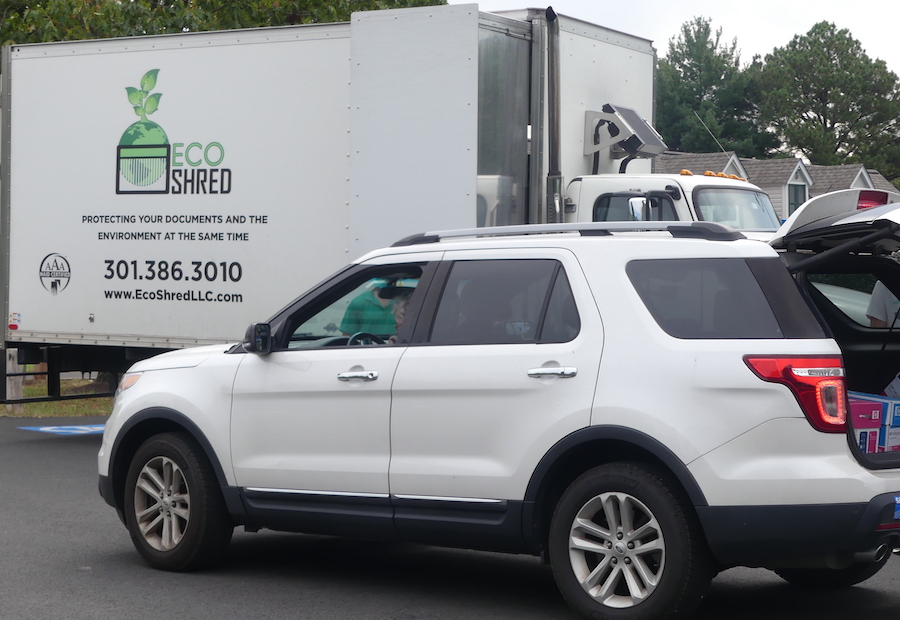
[429,259,579,345]
[694,188,781,229]
[286,265,423,349]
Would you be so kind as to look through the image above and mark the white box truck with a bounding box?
[0,4,777,400]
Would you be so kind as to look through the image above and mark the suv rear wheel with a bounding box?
[549,462,713,620]
[124,432,233,571]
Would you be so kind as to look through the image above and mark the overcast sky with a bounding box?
[448,0,900,75]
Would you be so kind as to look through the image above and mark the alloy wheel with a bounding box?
[567,491,665,608]
[132,455,191,552]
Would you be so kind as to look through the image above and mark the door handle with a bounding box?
[528,367,577,378]
[337,370,379,382]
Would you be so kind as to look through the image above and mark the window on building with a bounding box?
[788,184,808,214]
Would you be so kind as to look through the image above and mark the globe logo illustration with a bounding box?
[120,121,169,186]
[117,69,170,193]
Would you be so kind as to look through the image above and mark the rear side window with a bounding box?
[594,194,677,222]
[627,258,786,339]
[540,268,581,343]
[429,259,579,345]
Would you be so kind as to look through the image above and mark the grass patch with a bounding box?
[2,378,113,418]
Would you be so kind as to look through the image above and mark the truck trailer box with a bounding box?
[0,4,656,355]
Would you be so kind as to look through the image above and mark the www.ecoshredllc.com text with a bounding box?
[104,289,242,302]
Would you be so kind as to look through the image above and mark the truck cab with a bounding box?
[565,171,781,229]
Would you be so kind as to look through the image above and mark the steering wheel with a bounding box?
[347,332,386,346]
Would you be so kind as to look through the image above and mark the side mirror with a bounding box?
[242,323,272,355]
[628,196,648,221]
[664,184,682,201]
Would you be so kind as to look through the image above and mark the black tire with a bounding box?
[548,462,714,620]
[124,432,233,571]
[775,553,890,589]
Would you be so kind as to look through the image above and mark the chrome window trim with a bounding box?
[245,488,389,499]
[393,494,504,504]
[244,488,505,504]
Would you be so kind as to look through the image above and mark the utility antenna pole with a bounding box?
[694,111,727,153]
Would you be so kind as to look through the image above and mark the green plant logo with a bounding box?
[116,69,170,193]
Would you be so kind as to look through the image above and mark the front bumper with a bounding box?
[98,474,125,524]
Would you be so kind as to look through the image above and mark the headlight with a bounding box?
[116,372,143,395]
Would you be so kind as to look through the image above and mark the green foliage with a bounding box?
[657,17,900,188]
[126,68,162,121]
[1,0,446,47]
[759,22,900,179]
[2,377,114,418]
[656,17,778,158]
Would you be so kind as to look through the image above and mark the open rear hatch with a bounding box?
[771,188,900,249]
[771,189,900,469]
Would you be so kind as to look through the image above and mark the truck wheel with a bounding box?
[775,553,890,589]
[124,432,233,571]
[549,462,713,620]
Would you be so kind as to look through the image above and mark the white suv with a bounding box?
[99,216,900,620]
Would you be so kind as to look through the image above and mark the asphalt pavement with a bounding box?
[1,415,897,619]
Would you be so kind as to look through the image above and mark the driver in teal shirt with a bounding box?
[340,287,398,336]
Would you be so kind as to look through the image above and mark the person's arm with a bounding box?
[867,281,889,327]
[870,317,888,328]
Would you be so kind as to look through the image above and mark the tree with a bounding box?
[1,0,445,47]
[760,21,900,181]
[656,17,778,157]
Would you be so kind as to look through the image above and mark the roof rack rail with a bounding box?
[391,221,745,247]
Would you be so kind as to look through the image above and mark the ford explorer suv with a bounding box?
[99,214,900,620]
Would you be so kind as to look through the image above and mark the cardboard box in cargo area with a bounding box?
[849,391,900,452]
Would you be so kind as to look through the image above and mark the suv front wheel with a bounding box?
[549,462,713,620]
[124,432,234,571]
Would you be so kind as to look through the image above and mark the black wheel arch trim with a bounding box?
[106,407,249,523]
[524,425,709,507]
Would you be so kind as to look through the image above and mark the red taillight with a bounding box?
[857,190,890,210]
[744,356,847,433]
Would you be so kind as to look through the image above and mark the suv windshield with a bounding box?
[694,188,781,229]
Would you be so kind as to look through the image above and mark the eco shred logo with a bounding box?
[116,70,232,195]
[116,70,169,193]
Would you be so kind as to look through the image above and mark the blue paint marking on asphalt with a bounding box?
[18,425,105,435]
